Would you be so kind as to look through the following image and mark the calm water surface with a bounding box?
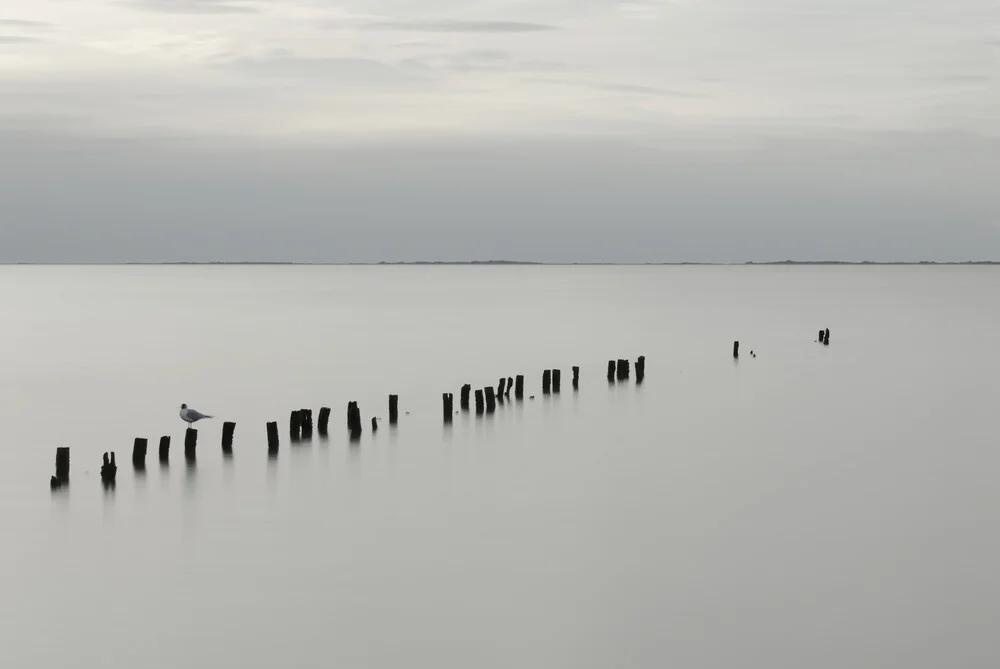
[2,265,999,668]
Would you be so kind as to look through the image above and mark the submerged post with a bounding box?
[101,452,117,486]
[222,421,236,454]
[635,356,645,384]
[443,393,454,423]
[55,447,69,486]
[572,366,580,390]
[498,377,507,398]
[159,436,170,463]
[184,428,197,462]
[485,387,496,413]
[460,385,471,411]
[318,407,331,436]
[132,438,147,470]
[347,402,362,439]
[542,370,551,395]
[824,328,830,346]
[607,360,616,382]
[514,375,524,400]
[266,421,279,455]
[371,416,378,432]
[733,341,739,359]
[552,369,561,394]
[389,395,399,425]
[289,410,302,443]
[506,376,513,398]
[818,329,824,342]
[301,409,313,440]
[616,359,629,381]
[475,389,485,415]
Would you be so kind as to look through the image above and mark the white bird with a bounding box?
[180,403,213,427]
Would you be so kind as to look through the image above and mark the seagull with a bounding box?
[180,403,213,427]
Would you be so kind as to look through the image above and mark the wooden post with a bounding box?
[635,356,645,383]
[823,328,830,346]
[55,447,69,485]
[475,389,485,415]
[498,377,507,398]
[289,410,302,443]
[506,376,513,398]
[318,407,331,436]
[266,421,279,455]
[571,366,580,390]
[159,436,170,463]
[552,369,561,394]
[485,387,496,413]
[514,375,524,400]
[818,329,824,342]
[460,385,471,411]
[443,393,454,423]
[733,341,739,358]
[184,428,197,462]
[616,359,629,381]
[542,369,551,395]
[371,416,378,432]
[301,409,313,440]
[389,395,399,424]
[607,360,616,382]
[222,422,236,454]
[101,452,117,486]
[348,402,362,439]
[132,438,147,470]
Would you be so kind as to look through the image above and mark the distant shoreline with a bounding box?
[2,260,999,266]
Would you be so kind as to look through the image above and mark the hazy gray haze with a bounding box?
[1,0,998,262]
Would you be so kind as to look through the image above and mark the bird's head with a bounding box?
[180,403,187,409]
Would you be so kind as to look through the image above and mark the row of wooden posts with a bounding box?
[49,356,650,489]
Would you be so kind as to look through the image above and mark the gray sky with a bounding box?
[1,0,998,262]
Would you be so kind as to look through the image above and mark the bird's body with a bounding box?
[180,403,213,426]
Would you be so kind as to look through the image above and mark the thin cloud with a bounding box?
[216,54,430,88]
[531,78,706,99]
[0,35,40,44]
[122,0,259,15]
[364,20,557,33]
[0,19,52,28]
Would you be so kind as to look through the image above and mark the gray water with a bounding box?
[2,265,998,668]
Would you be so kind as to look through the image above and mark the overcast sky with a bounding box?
[1,0,997,262]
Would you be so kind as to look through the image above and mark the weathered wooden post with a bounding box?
[607,360,616,382]
[389,395,399,424]
[733,341,739,358]
[485,387,496,413]
[542,370,551,395]
[184,428,197,462]
[301,409,313,440]
[552,369,561,394]
[101,452,117,486]
[159,436,170,463]
[572,366,579,390]
[55,447,69,485]
[266,421,279,455]
[101,452,118,485]
[818,329,824,342]
[222,422,236,454]
[443,393,454,423]
[616,359,629,381]
[460,385,471,411]
[823,328,830,346]
[514,375,524,400]
[318,407,331,436]
[371,416,378,432]
[347,402,362,439]
[475,389,485,415]
[132,438,148,470]
[635,356,645,383]
[289,410,302,443]
[498,377,507,399]
[506,376,513,398]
